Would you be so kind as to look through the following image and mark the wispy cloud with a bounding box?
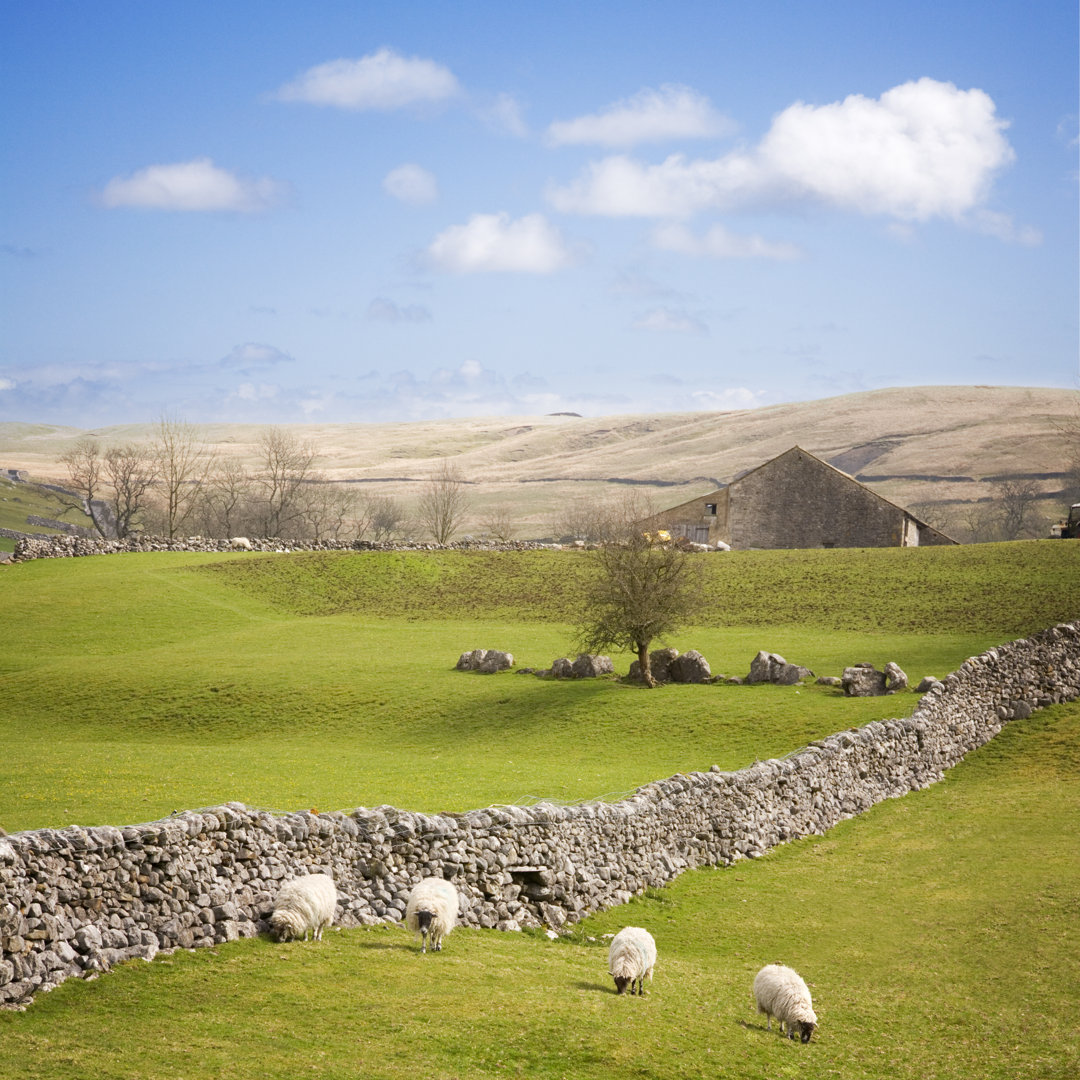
[366,297,433,323]
[383,164,438,205]
[274,47,460,110]
[100,158,284,213]
[218,343,294,371]
[548,79,1015,225]
[480,92,529,137]
[632,307,708,334]
[425,212,577,273]
[653,222,802,260]
[1,243,37,259]
[547,84,732,147]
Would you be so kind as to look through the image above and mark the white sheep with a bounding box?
[268,873,337,942]
[608,926,656,995]
[228,536,253,551]
[404,877,459,953]
[753,963,818,1043]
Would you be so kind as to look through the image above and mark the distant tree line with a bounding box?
[52,418,474,545]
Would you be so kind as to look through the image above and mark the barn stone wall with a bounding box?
[2,622,1077,1008]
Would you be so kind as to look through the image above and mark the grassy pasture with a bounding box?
[0,541,1078,1078]
[2,543,1077,831]
[1,703,1076,1079]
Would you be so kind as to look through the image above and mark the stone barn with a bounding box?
[656,446,956,549]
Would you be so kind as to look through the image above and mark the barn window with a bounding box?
[705,503,717,515]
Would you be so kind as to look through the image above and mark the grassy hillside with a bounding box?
[2,700,1076,1079]
[1,542,1077,833]
[0,474,94,552]
[1,543,1077,1077]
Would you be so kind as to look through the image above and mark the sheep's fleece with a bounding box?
[753,963,817,1042]
[404,877,459,952]
[608,926,657,995]
[269,874,337,942]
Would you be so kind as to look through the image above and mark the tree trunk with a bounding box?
[637,642,657,688]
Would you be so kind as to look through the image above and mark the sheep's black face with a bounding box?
[799,1022,815,1044]
[613,976,630,995]
[416,910,433,931]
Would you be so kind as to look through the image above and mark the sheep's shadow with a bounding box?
[575,980,648,995]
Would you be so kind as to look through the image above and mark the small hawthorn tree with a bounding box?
[575,495,702,687]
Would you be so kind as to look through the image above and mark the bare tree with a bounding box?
[298,476,362,541]
[365,494,409,541]
[151,414,216,538]
[254,427,317,537]
[55,437,111,537]
[551,496,608,542]
[417,460,470,544]
[480,504,516,542]
[104,443,158,538]
[200,457,253,538]
[575,494,702,687]
[993,478,1046,540]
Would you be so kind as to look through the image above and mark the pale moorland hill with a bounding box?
[1,385,1076,536]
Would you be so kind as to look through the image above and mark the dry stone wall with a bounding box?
[2,622,1078,1008]
[11,534,549,561]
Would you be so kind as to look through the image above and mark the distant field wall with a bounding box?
[2,622,1078,1008]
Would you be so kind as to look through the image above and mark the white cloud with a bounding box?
[366,297,433,323]
[969,210,1042,246]
[546,84,732,147]
[426,212,576,273]
[459,359,483,378]
[633,307,708,334]
[274,47,460,110]
[383,164,438,205]
[480,92,528,137]
[548,79,1015,225]
[100,159,283,213]
[653,222,802,260]
[689,387,763,409]
[0,377,14,391]
[219,343,294,370]
[234,382,280,402]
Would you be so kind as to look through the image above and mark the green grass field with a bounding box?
[1,542,1078,1078]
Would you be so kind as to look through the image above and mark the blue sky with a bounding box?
[1,0,1077,425]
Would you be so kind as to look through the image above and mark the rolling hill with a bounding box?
[1,385,1075,537]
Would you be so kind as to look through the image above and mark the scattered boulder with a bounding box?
[747,651,813,685]
[841,662,909,696]
[884,662,908,694]
[570,654,614,678]
[842,663,887,696]
[550,657,574,678]
[916,676,942,693]
[456,649,513,673]
[669,650,712,684]
[816,675,842,687]
[628,647,714,684]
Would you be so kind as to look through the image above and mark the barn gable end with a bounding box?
[657,446,956,549]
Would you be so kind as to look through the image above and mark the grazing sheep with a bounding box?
[753,963,817,1043]
[268,874,337,942]
[608,926,656,995]
[405,877,459,953]
[228,536,253,551]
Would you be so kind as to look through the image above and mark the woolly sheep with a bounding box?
[268,873,337,942]
[753,963,817,1043]
[228,536,253,551]
[405,877,459,953]
[608,926,656,995]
